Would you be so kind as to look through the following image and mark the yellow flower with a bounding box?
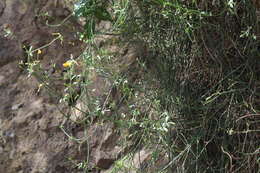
[63,60,73,68]
[37,49,42,54]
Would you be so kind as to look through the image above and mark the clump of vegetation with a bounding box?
[124,1,260,172]
[135,0,259,172]
[25,0,260,172]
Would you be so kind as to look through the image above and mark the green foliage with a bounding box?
[74,0,113,39]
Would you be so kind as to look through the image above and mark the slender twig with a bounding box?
[46,13,73,27]
[221,146,233,173]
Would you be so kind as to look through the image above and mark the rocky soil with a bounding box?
[0,0,112,172]
[0,1,159,173]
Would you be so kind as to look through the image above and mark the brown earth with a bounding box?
[0,0,118,172]
[0,0,163,173]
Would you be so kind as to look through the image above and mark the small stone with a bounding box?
[96,157,114,169]
[3,130,15,138]
[11,103,24,110]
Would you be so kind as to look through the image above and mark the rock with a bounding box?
[11,103,23,111]
[70,101,86,122]
[0,0,86,173]
[95,151,115,169]
[133,149,152,169]
[101,148,169,173]
[81,123,124,170]
[0,1,151,173]
[3,130,15,138]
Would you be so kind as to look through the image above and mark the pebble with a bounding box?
[11,103,24,110]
